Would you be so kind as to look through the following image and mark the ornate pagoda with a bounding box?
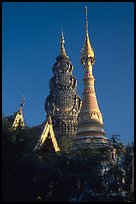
[45,31,81,141]
[76,7,108,144]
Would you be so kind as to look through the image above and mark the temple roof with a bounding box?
[4,97,26,130]
[34,116,60,153]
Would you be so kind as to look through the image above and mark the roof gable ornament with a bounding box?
[34,116,60,153]
[12,96,25,130]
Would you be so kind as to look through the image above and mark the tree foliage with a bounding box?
[2,118,134,202]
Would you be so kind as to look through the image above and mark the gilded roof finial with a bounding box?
[19,95,25,114]
[60,30,67,56]
[56,29,69,61]
[81,6,95,65]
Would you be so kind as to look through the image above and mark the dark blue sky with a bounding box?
[2,2,134,145]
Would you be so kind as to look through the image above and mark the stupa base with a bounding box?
[75,135,109,144]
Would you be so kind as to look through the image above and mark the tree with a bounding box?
[2,118,134,202]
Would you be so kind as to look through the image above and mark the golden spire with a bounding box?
[76,5,107,143]
[60,31,67,57]
[85,6,89,36]
[81,6,95,65]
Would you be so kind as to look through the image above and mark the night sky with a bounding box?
[2,2,134,145]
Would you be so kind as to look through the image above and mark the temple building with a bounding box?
[3,7,109,152]
[76,7,108,144]
[44,31,81,141]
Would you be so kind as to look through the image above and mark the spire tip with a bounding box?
[61,25,63,33]
[59,29,68,57]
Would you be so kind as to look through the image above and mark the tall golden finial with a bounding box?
[56,29,69,61]
[85,6,88,36]
[60,30,67,56]
[81,6,95,65]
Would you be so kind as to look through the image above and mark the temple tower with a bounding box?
[76,7,108,144]
[45,32,81,140]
